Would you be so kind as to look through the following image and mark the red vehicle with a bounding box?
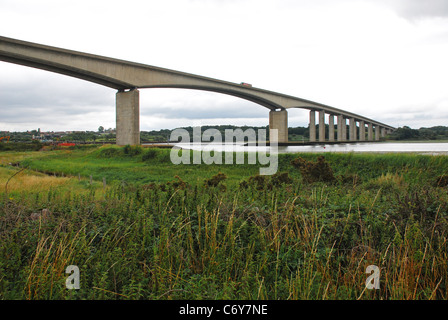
[240,82,252,87]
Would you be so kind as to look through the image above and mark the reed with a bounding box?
[0,148,447,299]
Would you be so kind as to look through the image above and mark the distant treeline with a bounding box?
[3,125,448,144]
[388,126,448,141]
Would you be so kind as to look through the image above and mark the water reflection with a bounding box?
[144,142,448,154]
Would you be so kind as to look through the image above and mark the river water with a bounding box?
[144,142,448,155]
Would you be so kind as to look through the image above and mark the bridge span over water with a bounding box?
[0,35,395,145]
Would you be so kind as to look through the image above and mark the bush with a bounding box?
[291,156,335,183]
[98,147,122,158]
[246,174,268,190]
[239,172,293,191]
[270,172,293,187]
[204,172,227,187]
[123,145,143,156]
[167,175,188,189]
[142,149,157,161]
[156,149,172,163]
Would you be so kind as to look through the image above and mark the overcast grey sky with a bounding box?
[1,0,448,132]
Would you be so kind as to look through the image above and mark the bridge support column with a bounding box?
[381,127,386,138]
[319,110,326,142]
[375,125,380,141]
[309,110,316,142]
[359,121,365,141]
[328,114,335,142]
[337,115,343,141]
[349,118,356,141]
[269,109,288,143]
[368,123,373,141]
[116,89,140,146]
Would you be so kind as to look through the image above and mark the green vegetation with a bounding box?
[4,124,448,144]
[0,146,447,299]
[389,126,448,141]
[0,141,43,152]
[2,125,309,143]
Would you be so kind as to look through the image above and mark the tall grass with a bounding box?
[0,149,447,299]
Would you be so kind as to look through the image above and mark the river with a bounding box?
[144,142,448,155]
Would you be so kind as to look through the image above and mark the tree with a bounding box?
[98,126,105,133]
[390,126,419,140]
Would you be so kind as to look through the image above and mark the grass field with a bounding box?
[0,145,447,299]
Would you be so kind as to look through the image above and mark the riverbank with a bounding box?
[0,146,447,300]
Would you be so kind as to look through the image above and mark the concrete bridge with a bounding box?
[0,35,395,145]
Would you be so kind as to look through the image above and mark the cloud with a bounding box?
[139,88,270,120]
[2,0,448,132]
[371,0,448,20]
[148,106,267,120]
[0,64,116,130]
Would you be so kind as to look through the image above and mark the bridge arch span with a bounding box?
[139,85,284,111]
[0,35,395,145]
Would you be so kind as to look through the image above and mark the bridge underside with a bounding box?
[0,35,395,145]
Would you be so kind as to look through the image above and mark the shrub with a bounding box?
[204,172,227,187]
[142,149,157,161]
[167,175,188,189]
[156,149,172,163]
[270,172,293,187]
[239,172,293,190]
[123,145,143,156]
[247,174,268,190]
[98,147,122,157]
[291,156,335,183]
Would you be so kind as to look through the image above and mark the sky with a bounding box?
[1,0,448,132]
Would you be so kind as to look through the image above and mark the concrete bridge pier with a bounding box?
[328,114,335,142]
[269,109,288,143]
[337,115,344,141]
[309,110,316,142]
[368,123,374,141]
[349,118,356,141]
[116,89,140,146]
[319,110,326,142]
[359,121,365,141]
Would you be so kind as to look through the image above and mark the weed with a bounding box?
[142,149,157,161]
[291,155,336,183]
[435,174,448,187]
[123,145,143,156]
[204,172,227,188]
[1,149,447,300]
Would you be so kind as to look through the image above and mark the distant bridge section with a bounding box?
[0,35,395,145]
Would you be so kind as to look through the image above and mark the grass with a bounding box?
[0,145,447,300]
[17,145,264,186]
